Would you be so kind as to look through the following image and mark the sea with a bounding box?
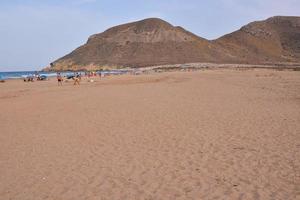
[0,71,58,80]
[0,70,130,80]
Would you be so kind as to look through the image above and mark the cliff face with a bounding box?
[49,16,300,71]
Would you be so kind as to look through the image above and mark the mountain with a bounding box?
[49,18,228,71]
[47,16,300,71]
[215,16,300,63]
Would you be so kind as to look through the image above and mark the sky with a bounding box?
[0,0,299,71]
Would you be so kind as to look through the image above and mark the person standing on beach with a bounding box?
[74,73,81,85]
[57,73,63,86]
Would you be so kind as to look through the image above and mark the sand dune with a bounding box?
[0,69,299,200]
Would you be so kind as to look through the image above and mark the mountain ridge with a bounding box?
[47,16,300,71]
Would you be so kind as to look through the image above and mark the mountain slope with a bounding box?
[50,18,229,70]
[215,16,300,63]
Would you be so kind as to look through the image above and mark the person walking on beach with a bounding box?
[74,72,81,85]
[57,73,63,86]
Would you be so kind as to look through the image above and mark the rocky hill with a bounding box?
[47,16,300,71]
[215,16,300,64]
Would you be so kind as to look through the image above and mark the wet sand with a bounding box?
[0,69,299,200]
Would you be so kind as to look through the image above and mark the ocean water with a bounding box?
[0,71,57,80]
[0,70,129,80]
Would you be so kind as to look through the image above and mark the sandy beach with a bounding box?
[0,69,299,200]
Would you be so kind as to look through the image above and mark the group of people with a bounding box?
[85,71,97,78]
[57,72,81,86]
[23,72,48,82]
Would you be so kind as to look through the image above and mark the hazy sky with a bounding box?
[0,0,299,71]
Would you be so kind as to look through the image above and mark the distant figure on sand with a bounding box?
[74,73,81,85]
[0,75,5,83]
[57,73,63,86]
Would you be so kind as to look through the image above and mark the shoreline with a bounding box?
[2,63,300,82]
[43,62,300,72]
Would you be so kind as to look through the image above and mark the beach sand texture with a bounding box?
[0,69,299,200]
